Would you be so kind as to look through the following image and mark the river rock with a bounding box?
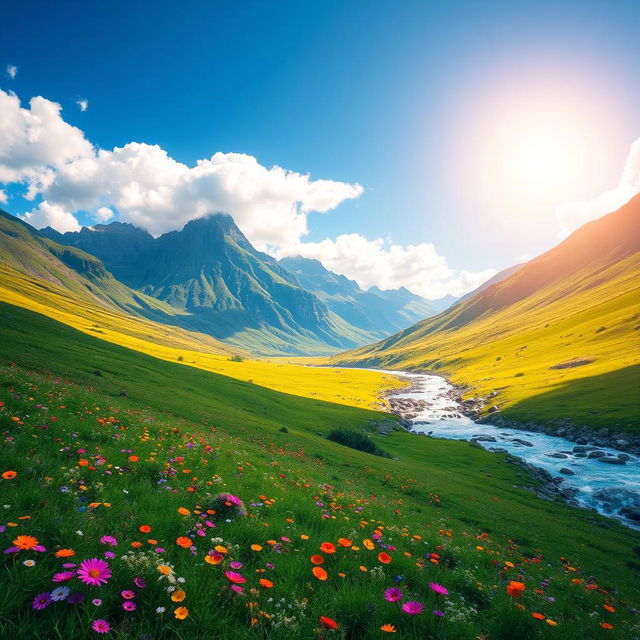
[546,452,568,459]
[620,507,640,521]
[559,467,575,475]
[588,450,606,458]
[512,438,534,447]
[598,456,625,465]
[617,453,631,461]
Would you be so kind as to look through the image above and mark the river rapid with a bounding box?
[375,369,640,530]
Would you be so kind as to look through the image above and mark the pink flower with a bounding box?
[402,601,424,615]
[384,587,403,602]
[224,570,246,584]
[99,536,117,547]
[77,558,112,586]
[229,561,243,569]
[92,619,110,634]
[231,584,244,593]
[121,590,135,599]
[52,571,76,582]
[134,577,146,588]
[429,582,449,596]
[123,601,136,611]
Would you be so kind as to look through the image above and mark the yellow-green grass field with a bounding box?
[331,255,640,432]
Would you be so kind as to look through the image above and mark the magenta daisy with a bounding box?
[123,601,136,611]
[402,601,424,615]
[52,571,76,582]
[224,570,246,584]
[429,582,449,596]
[32,592,52,610]
[384,587,403,602]
[99,535,117,546]
[77,558,112,586]
[92,619,110,634]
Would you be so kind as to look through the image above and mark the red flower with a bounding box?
[320,616,338,630]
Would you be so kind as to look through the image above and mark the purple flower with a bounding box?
[433,610,445,617]
[68,593,86,604]
[99,536,117,546]
[51,586,70,601]
[429,582,449,596]
[33,592,52,610]
[123,600,136,611]
[134,577,146,589]
[384,587,403,602]
[402,601,424,615]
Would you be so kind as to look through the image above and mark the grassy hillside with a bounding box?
[1,302,639,639]
[331,198,640,434]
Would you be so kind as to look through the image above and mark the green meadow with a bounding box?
[1,302,638,639]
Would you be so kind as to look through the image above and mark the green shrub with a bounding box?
[327,427,389,457]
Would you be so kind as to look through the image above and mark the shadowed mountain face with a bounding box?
[278,256,442,338]
[40,214,377,354]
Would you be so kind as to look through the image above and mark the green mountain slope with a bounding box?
[41,215,374,355]
[331,196,640,434]
[1,301,639,639]
[279,255,439,337]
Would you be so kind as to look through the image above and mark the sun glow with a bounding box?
[506,126,582,197]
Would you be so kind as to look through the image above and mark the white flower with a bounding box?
[23,559,35,567]
[76,530,84,536]
[156,607,166,614]
[177,576,185,583]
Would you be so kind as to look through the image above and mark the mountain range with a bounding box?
[3,212,445,355]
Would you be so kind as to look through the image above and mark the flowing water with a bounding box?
[375,369,640,529]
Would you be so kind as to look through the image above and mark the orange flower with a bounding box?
[506,581,525,598]
[139,525,152,533]
[310,554,325,565]
[158,564,173,575]
[177,507,190,516]
[319,616,338,630]
[337,538,352,547]
[13,535,38,550]
[600,623,614,630]
[130,541,142,548]
[78,459,89,467]
[128,455,139,462]
[320,542,336,554]
[532,613,545,620]
[545,619,557,626]
[176,536,192,549]
[205,553,223,565]
[378,552,392,564]
[171,590,186,602]
[603,604,615,613]
[2,470,17,480]
[363,539,375,550]
[174,606,189,620]
[380,624,396,633]
[55,548,75,558]
[259,579,274,588]
[251,544,263,552]
[312,566,328,581]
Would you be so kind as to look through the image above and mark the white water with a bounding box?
[377,369,640,529]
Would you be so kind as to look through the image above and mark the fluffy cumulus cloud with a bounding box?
[0,89,94,195]
[76,98,88,112]
[21,200,81,233]
[6,64,17,79]
[0,87,496,298]
[277,235,497,299]
[556,137,640,237]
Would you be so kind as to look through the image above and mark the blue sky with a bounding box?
[1,1,639,298]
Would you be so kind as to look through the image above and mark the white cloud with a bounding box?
[6,64,17,79]
[21,201,81,233]
[0,86,494,299]
[94,206,114,222]
[276,234,497,299]
[556,137,640,237]
[0,89,94,195]
[77,98,88,112]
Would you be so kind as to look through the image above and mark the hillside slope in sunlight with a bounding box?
[331,195,640,432]
[0,211,404,409]
[1,302,639,639]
